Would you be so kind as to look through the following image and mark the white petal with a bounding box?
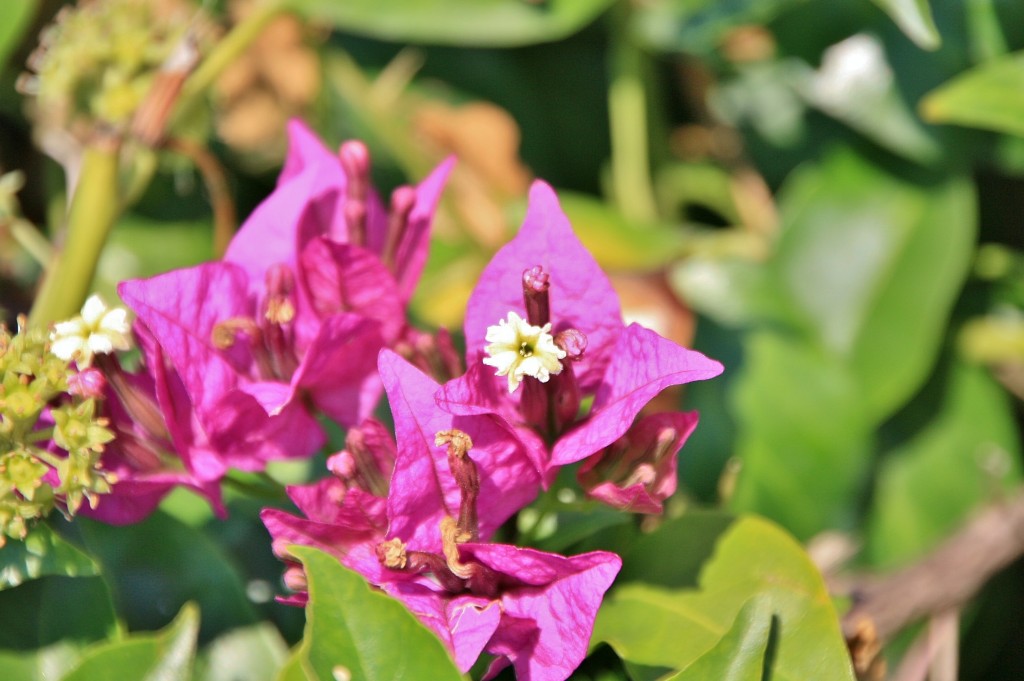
[99,307,130,335]
[50,336,85,361]
[80,295,108,325]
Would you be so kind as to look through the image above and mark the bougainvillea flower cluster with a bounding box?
[84,121,450,522]
[438,180,723,509]
[261,145,723,678]
[32,120,723,679]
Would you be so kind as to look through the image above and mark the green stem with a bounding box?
[966,0,1008,62]
[607,1,659,223]
[26,427,55,444]
[29,139,122,328]
[9,218,53,267]
[175,1,288,123]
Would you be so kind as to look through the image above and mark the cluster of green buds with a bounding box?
[0,319,115,546]
[17,0,213,140]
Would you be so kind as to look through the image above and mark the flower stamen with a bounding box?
[483,311,566,393]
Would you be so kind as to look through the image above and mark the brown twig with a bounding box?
[164,136,236,257]
[839,491,1024,677]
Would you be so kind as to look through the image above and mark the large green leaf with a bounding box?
[665,596,774,681]
[870,0,940,50]
[729,332,873,539]
[75,513,256,640]
[594,515,855,680]
[0,523,99,590]
[774,148,975,422]
[0,575,118,650]
[867,360,1023,568]
[195,622,290,681]
[288,545,464,681]
[60,603,199,681]
[290,0,614,47]
[921,51,1024,137]
[0,643,85,681]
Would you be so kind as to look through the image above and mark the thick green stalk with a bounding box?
[29,140,122,327]
[607,2,659,223]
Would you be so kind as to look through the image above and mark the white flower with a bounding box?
[483,311,566,393]
[50,294,132,367]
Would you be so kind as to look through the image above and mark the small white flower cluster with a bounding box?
[50,294,132,368]
[483,311,566,393]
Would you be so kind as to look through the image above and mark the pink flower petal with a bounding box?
[551,323,723,466]
[278,118,337,185]
[379,350,540,552]
[578,411,698,514]
[391,157,456,301]
[297,237,405,343]
[119,263,253,415]
[290,313,385,427]
[464,180,624,392]
[466,544,622,681]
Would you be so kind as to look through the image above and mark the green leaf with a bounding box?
[0,642,86,681]
[0,523,99,590]
[290,0,614,47]
[195,622,290,681]
[774,148,975,422]
[921,51,1024,137]
[867,360,1023,568]
[0,576,118,650]
[289,545,464,681]
[276,648,314,681]
[665,596,774,681]
[729,333,872,539]
[60,603,200,681]
[870,0,940,50]
[594,515,855,680]
[0,0,36,69]
[75,513,256,640]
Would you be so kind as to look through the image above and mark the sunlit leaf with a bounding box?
[289,545,464,681]
[195,622,290,681]
[921,51,1024,137]
[0,524,99,591]
[290,0,615,47]
[594,515,855,680]
[60,603,199,681]
[0,642,84,681]
[665,596,774,681]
